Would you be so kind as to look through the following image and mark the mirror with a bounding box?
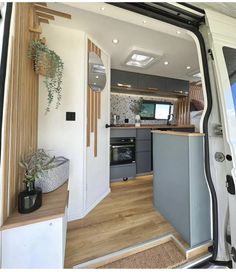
[88,52,106,92]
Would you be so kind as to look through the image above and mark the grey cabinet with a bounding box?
[136,129,152,174]
[111,69,138,89]
[110,163,136,181]
[165,77,189,94]
[111,69,189,96]
[138,74,166,92]
[152,132,211,247]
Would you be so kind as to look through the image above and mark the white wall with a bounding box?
[38,24,86,221]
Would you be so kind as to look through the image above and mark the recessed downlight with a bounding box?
[164,61,169,65]
[112,39,119,44]
[177,30,181,34]
[96,75,99,79]
[143,20,147,24]
[100,7,105,11]
[186,66,191,70]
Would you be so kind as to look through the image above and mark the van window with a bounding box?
[223,46,236,110]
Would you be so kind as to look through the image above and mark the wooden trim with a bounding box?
[34,2,47,6]
[38,18,49,24]
[1,3,39,223]
[152,130,205,137]
[36,11,55,20]
[74,235,185,268]
[33,5,72,19]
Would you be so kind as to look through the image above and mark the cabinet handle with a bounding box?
[117,83,132,88]
[147,87,159,91]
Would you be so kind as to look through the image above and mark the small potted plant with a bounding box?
[28,38,64,113]
[18,149,57,214]
[129,98,143,127]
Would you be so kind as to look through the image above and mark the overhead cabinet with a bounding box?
[111,69,189,96]
[138,74,166,92]
[111,69,138,89]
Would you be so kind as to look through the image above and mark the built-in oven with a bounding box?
[110,137,136,165]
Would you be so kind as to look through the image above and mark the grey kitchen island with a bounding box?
[152,130,211,248]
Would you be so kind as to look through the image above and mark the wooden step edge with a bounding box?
[185,240,213,260]
[73,234,183,269]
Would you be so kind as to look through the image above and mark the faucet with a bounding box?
[167,113,174,125]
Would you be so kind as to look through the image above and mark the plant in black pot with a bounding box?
[18,149,57,214]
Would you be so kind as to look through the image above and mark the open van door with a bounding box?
[205,8,236,267]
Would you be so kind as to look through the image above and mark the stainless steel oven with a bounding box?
[110,137,136,165]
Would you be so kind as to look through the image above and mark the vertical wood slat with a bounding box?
[97,48,101,120]
[1,3,39,223]
[86,40,91,147]
[87,39,103,157]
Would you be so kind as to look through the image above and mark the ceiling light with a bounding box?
[125,50,161,68]
[164,61,169,65]
[186,66,191,70]
[177,30,181,34]
[100,7,105,11]
[112,39,119,44]
[143,20,147,24]
[96,75,99,79]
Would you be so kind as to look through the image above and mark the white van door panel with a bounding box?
[205,8,236,266]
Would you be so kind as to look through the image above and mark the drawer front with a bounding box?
[136,140,151,152]
[110,128,136,138]
[136,151,152,174]
[136,129,151,140]
[110,163,136,180]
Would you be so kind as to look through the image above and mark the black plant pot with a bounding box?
[18,183,42,214]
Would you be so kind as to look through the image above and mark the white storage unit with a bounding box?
[1,183,68,268]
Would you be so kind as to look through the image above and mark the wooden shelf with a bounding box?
[1,182,69,231]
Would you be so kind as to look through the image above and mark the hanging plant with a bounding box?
[28,39,64,113]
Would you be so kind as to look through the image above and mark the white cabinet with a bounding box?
[1,208,67,268]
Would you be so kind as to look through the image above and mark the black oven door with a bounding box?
[110,140,135,165]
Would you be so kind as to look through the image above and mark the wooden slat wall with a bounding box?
[176,83,203,125]
[1,3,39,223]
[189,83,204,101]
[87,39,102,157]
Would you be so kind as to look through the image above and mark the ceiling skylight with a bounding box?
[125,50,161,68]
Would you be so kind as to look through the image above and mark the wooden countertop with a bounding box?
[152,130,205,137]
[111,124,195,129]
[1,182,69,230]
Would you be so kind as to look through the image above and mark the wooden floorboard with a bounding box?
[65,175,188,268]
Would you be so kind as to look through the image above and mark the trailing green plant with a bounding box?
[129,97,144,115]
[28,40,64,113]
[19,149,57,191]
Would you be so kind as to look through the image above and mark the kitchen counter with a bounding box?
[110,124,195,129]
[152,130,204,137]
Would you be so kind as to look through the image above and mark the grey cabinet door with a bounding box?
[136,151,152,174]
[138,74,166,92]
[165,77,189,94]
[136,128,152,140]
[111,69,138,89]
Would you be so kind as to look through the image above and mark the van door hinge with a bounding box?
[226,175,235,195]
[208,49,214,60]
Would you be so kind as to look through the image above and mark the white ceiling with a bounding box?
[47,3,200,82]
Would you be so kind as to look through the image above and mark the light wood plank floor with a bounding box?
[65,175,188,268]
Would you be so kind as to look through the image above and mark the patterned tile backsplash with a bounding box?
[110,93,177,125]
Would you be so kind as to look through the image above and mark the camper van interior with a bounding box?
[0,2,218,269]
